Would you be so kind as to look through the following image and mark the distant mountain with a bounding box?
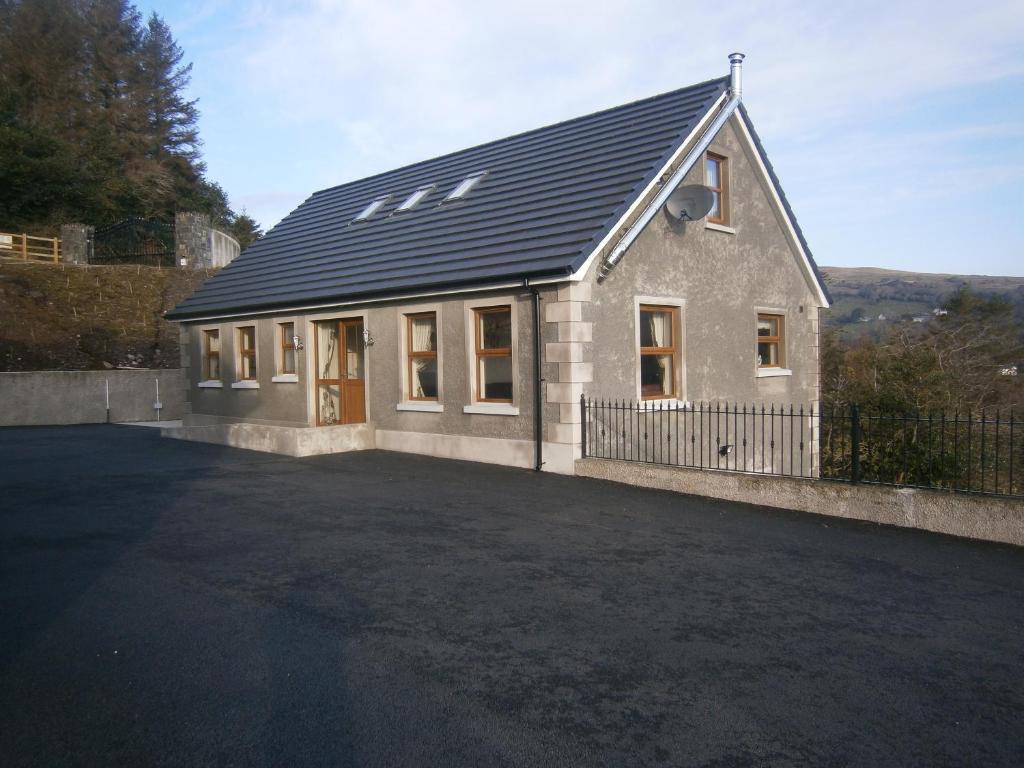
[820,266,1024,335]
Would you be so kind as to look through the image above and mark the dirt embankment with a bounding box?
[0,260,215,371]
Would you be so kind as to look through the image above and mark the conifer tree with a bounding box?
[0,0,259,234]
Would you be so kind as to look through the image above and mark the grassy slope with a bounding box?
[0,260,215,371]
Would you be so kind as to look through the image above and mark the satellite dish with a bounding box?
[664,184,715,222]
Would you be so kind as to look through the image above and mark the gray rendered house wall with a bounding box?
[582,115,823,407]
[178,116,824,472]
[180,285,563,466]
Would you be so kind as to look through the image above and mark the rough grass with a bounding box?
[0,259,215,371]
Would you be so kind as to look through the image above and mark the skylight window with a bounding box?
[353,195,391,222]
[396,185,435,212]
[445,172,487,201]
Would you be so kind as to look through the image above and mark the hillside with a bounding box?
[820,266,1024,335]
[4,260,1022,372]
[0,261,215,371]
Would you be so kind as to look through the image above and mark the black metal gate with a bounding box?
[91,217,175,267]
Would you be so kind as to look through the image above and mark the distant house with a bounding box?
[165,54,830,473]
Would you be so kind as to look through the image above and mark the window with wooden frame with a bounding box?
[705,152,729,225]
[756,314,784,368]
[474,306,513,403]
[237,326,257,380]
[406,312,438,400]
[634,307,675,403]
[279,322,296,375]
[639,305,678,399]
[202,329,220,381]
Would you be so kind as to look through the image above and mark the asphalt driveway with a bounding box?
[1,425,1022,767]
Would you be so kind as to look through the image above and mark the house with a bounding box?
[164,53,831,474]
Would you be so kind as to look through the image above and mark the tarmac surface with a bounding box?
[1,425,1022,767]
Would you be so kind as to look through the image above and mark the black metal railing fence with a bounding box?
[580,397,1022,498]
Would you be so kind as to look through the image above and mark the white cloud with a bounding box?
[180,0,1024,272]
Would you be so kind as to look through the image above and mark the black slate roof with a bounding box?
[168,77,730,319]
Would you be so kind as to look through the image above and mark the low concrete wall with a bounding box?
[162,422,374,457]
[0,369,185,426]
[576,458,1024,547]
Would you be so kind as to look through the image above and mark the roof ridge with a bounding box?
[309,75,730,198]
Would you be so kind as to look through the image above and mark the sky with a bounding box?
[136,0,1024,276]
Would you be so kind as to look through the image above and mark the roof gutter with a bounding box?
[599,53,745,280]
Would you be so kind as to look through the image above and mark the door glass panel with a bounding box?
[318,383,341,425]
[345,323,364,379]
[479,356,513,401]
[316,322,339,379]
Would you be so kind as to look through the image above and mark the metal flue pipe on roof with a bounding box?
[599,53,745,280]
[729,52,744,98]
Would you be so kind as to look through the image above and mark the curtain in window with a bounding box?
[647,311,667,348]
[409,316,436,398]
[411,321,432,399]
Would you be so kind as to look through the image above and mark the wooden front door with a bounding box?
[314,318,366,426]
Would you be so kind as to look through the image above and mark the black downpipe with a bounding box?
[530,285,544,471]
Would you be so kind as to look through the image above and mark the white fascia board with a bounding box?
[170,278,556,324]
[567,91,728,284]
[734,111,830,308]
[171,270,581,324]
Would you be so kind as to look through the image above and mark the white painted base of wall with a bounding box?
[576,458,1024,547]
[163,418,578,473]
[162,422,373,457]
[376,429,575,474]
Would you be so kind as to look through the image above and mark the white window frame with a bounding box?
[353,195,390,222]
[396,185,436,213]
[755,306,792,378]
[634,296,686,407]
[397,303,444,412]
[445,172,487,202]
[463,296,519,416]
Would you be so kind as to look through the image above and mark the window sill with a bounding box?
[463,403,519,416]
[705,221,736,234]
[271,374,299,383]
[397,402,444,413]
[197,380,223,389]
[231,380,260,389]
[756,368,792,378]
